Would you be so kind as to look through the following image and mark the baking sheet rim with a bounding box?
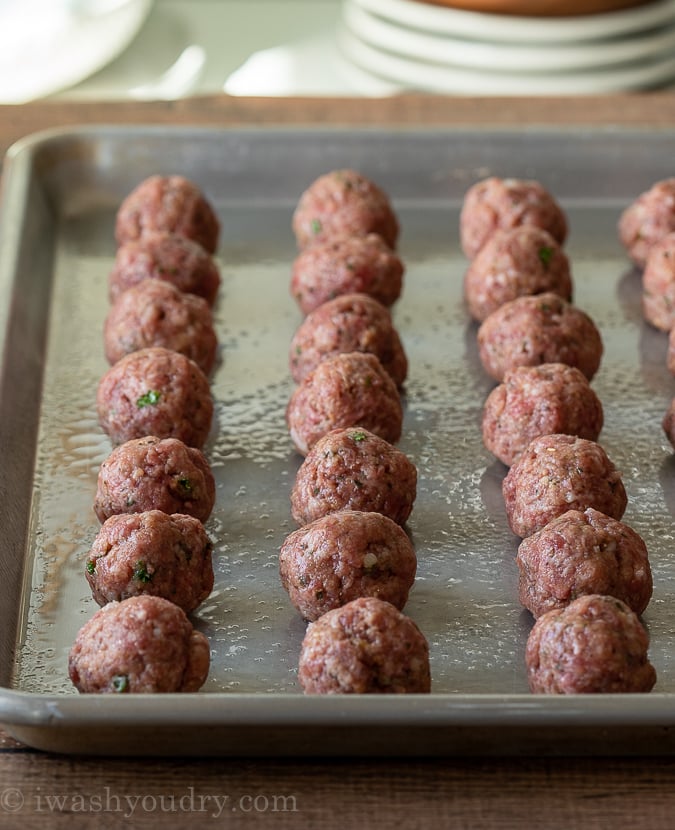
[3,686,675,728]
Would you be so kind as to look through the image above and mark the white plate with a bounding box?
[343,0,675,72]
[351,0,675,43]
[0,0,153,103]
[337,23,675,93]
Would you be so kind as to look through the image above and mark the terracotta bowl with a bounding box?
[415,0,654,16]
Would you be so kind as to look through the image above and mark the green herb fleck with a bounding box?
[538,246,554,268]
[177,477,193,493]
[111,674,129,693]
[86,560,96,575]
[132,560,152,583]
[351,431,367,442]
[136,389,161,408]
[311,218,322,235]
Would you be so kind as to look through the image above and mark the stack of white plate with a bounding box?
[338,0,675,94]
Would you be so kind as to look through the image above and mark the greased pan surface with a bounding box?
[1,126,675,755]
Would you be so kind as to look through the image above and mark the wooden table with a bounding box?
[2,93,675,829]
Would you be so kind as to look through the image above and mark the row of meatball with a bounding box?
[460,175,656,695]
[619,176,675,448]
[280,169,431,694]
[69,175,224,695]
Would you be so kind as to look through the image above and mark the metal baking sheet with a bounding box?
[2,124,675,756]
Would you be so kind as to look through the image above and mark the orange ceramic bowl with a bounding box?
[415,0,654,16]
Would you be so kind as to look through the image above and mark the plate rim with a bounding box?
[343,0,675,72]
[337,23,675,93]
[350,0,675,43]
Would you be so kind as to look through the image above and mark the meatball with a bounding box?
[516,508,652,619]
[525,594,656,694]
[289,292,407,387]
[104,279,218,374]
[291,427,417,527]
[481,363,604,467]
[85,511,214,613]
[502,434,627,538]
[280,510,417,621]
[96,347,213,449]
[291,233,404,315]
[460,176,567,260]
[642,232,675,331]
[618,177,675,268]
[68,595,210,694]
[292,168,399,250]
[286,352,403,456]
[463,226,572,322]
[115,174,220,254]
[477,292,603,382]
[298,597,430,694]
[94,436,216,524]
[108,231,221,307]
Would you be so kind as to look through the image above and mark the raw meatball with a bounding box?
[481,363,604,467]
[280,510,417,621]
[94,436,216,524]
[68,595,210,694]
[619,177,675,268]
[460,176,567,260]
[292,169,399,250]
[477,292,603,382]
[291,233,404,315]
[502,434,627,538]
[291,427,417,526]
[104,280,218,374]
[286,352,403,456]
[516,508,652,619]
[96,347,213,449]
[298,597,431,694]
[115,174,220,254]
[86,510,214,613]
[525,594,656,694]
[463,226,572,322]
[642,232,675,331]
[109,231,221,307]
[289,292,407,386]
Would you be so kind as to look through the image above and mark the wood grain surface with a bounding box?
[2,93,675,829]
[1,742,675,828]
[1,93,675,160]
